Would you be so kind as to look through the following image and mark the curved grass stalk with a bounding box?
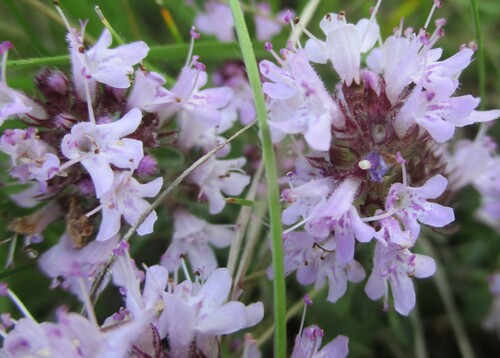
[227,160,265,279]
[232,202,267,299]
[227,1,286,356]
[88,119,257,303]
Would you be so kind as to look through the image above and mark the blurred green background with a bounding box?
[0,0,499,357]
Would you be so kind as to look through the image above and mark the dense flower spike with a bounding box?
[259,0,500,319]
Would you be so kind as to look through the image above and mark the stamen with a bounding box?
[264,43,286,67]
[0,284,36,321]
[424,1,443,30]
[361,208,399,223]
[396,151,408,187]
[85,204,102,218]
[180,256,192,282]
[78,276,98,326]
[361,0,383,47]
[83,78,96,125]
[297,23,324,52]
[298,294,313,337]
[187,66,202,100]
[289,15,302,49]
[185,26,199,68]
[58,156,84,172]
[283,215,313,235]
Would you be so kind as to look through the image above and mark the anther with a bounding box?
[358,159,372,170]
[283,10,294,23]
[190,26,200,40]
[293,16,300,25]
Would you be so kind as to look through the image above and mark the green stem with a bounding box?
[469,0,486,109]
[7,42,268,68]
[228,1,286,357]
[225,196,266,208]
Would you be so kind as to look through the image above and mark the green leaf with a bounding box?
[7,42,269,69]
[149,147,185,168]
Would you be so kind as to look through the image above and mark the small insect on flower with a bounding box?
[66,195,93,249]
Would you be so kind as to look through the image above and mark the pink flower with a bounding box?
[39,233,119,299]
[304,12,379,86]
[194,1,235,42]
[279,232,366,303]
[61,108,144,198]
[365,217,436,315]
[254,3,285,41]
[188,156,250,214]
[291,325,349,358]
[157,268,264,357]
[68,25,149,100]
[260,49,344,151]
[0,128,60,192]
[96,171,163,241]
[385,175,455,239]
[161,210,233,277]
[159,67,233,128]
